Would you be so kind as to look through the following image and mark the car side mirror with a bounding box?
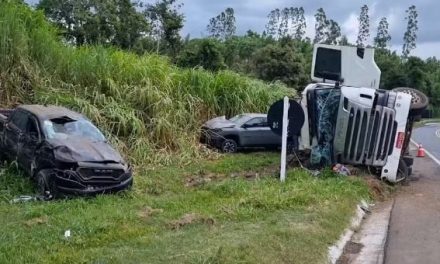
[242,124,251,129]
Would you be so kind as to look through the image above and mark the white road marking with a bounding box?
[411,139,440,166]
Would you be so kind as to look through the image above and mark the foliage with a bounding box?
[325,20,341,45]
[37,0,149,49]
[145,0,185,57]
[0,1,290,165]
[402,5,418,58]
[374,17,391,49]
[252,42,308,88]
[207,7,236,40]
[176,38,226,71]
[314,8,328,44]
[356,5,370,47]
[265,7,306,40]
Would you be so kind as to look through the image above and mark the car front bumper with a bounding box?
[53,167,133,195]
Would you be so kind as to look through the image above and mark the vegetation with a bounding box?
[0,0,290,165]
[0,152,370,264]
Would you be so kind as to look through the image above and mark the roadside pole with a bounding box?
[280,96,289,182]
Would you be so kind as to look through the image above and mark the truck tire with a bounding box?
[396,158,409,183]
[392,87,429,116]
[36,169,58,199]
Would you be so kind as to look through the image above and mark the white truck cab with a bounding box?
[297,44,426,182]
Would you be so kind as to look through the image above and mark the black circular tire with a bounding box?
[36,169,57,198]
[221,139,238,153]
[392,87,429,115]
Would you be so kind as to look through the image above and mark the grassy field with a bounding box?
[0,152,370,264]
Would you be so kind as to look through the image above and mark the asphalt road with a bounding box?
[385,123,440,264]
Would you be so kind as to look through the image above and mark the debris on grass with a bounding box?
[169,213,215,230]
[24,216,48,227]
[137,207,164,220]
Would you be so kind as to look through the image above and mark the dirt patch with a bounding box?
[185,166,279,188]
[169,213,215,230]
[24,216,48,227]
[336,242,364,264]
[137,207,163,220]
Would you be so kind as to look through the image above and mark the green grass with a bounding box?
[0,1,292,166]
[0,152,370,264]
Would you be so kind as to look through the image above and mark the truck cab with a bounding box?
[297,44,428,182]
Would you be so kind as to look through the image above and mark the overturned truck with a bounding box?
[290,44,428,182]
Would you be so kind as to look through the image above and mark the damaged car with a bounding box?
[0,105,133,197]
[201,114,283,153]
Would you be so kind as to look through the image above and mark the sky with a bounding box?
[27,0,440,59]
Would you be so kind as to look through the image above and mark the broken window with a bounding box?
[310,88,341,167]
[43,117,106,142]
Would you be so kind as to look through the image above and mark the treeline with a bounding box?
[34,1,440,109]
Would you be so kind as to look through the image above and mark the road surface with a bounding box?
[385,123,440,264]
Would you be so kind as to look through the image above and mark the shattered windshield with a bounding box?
[43,117,106,142]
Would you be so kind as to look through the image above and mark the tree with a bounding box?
[339,35,350,46]
[265,7,306,40]
[253,43,308,89]
[207,7,236,40]
[265,9,280,38]
[356,5,370,47]
[37,0,149,49]
[325,20,341,45]
[293,7,307,40]
[146,0,185,57]
[314,8,329,44]
[374,17,391,49]
[177,38,226,71]
[402,5,418,58]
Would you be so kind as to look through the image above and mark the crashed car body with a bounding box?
[201,113,282,152]
[295,44,428,182]
[0,105,133,196]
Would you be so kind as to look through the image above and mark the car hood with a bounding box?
[203,116,236,129]
[47,137,124,163]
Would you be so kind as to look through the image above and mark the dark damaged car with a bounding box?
[0,105,133,197]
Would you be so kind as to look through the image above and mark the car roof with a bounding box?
[18,105,84,121]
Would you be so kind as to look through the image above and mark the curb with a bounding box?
[328,201,368,264]
[328,200,394,264]
[351,200,394,264]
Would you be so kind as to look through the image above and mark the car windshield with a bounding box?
[43,117,106,142]
[229,114,249,124]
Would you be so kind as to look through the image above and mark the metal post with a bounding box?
[280,96,289,182]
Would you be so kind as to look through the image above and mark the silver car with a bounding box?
[201,113,282,153]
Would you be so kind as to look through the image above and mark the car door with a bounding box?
[240,117,279,147]
[4,110,27,160]
[18,114,41,175]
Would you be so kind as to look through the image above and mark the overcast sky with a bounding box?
[28,0,439,58]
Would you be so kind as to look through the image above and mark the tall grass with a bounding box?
[0,1,292,165]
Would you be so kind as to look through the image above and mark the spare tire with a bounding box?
[392,87,429,116]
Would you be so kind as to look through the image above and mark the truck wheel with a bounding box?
[392,87,429,116]
[36,169,58,199]
[396,158,409,183]
[221,139,238,153]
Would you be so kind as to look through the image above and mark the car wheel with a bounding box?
[36,169,57,199]
[392,87,429,115]
[221,139,238,153]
